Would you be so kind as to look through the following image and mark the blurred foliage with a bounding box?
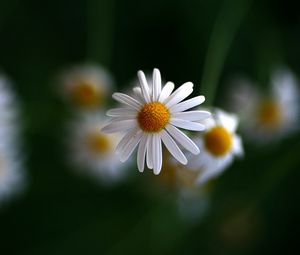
[0,0,300,254]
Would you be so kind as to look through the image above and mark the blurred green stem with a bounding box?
[87,0,115,66]
[201,0,251,105]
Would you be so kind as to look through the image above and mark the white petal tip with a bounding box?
[185,82,194,88]
[120,158,127,163]
[192,148,200,155]
[137,70,144,76]
[205,111,211,117]
[153,169,161,175]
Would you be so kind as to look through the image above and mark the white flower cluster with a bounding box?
[101,68,243,187]
[230,68,299,143]
[61,64,130,184]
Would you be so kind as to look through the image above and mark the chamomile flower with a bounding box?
[186,109,243,185]
[60,64,113,108]
[67,112,128,184]
[102,68,210,175]
[230,68,299,142]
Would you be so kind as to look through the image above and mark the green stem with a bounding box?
[86,0,115,66]
[201,0,251,105]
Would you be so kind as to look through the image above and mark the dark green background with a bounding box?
[0,0,299,254]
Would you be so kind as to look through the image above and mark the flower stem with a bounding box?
[200,0,251,106]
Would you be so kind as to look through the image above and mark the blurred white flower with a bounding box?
[177,184,211,223]
[67,112,129,184]
[161,154,213,222]
[0,75,25,203]
[60,64,113,108]
[0,147,24,202]
[185,109,243,185]
[230,68,299,142]
[101,68,210,175]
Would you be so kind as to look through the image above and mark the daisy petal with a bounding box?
[133,87,145,103]
[116,128,137,154]
[107,116,136,122]
[146,134,153,169]
[172,110,211,121]
[216,110,238,133]
[160,129,187,165]
[170,119,205,131]
[233,135,244,156]
[106,108,137,117]
[152,133,162,174]
[197,154,233,185]
[101,119,136,133]
[137,134,147,172]
[165,82,194,108]
[137,70,151,103]
[170,95,205,113]
[166,125,200,155]
[120,130,143,162]
[152,68,162,101]
[159,82,175,102]
[113,93,142,110]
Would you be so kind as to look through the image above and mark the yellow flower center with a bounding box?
[257,100,282,129]
[204,126,233,156]
[138,102,170,132]
[71,80,103,107]
[86,132,112,154]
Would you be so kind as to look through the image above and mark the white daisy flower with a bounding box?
[101,68,211,175]
[60,64,113,108]
[230,68,299,142]
[186,109,243,185]
[67,112,129,184]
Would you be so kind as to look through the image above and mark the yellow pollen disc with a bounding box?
[257,100,282,128]
[71,80,103,107]
[204,126,233,156]
[138,102,170,132]
[86,132,112,154]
